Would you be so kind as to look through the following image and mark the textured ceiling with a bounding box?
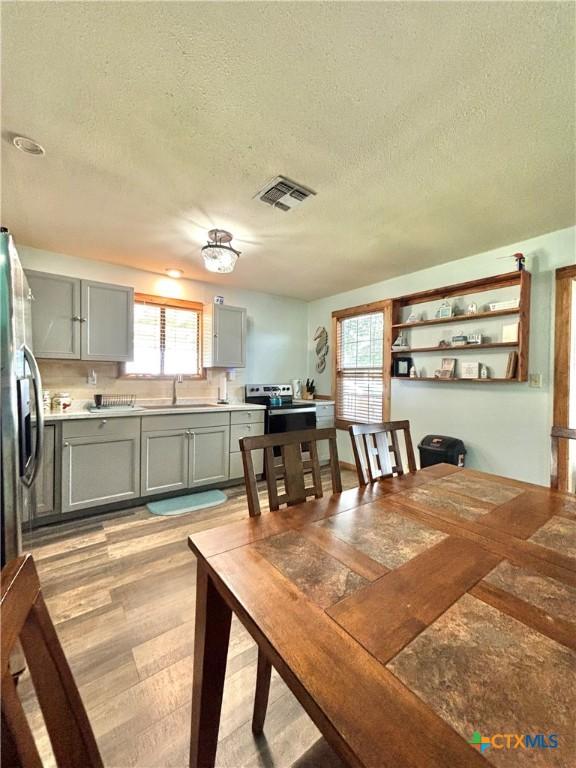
[1,2,575,300]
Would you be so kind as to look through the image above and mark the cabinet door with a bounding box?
[62,434,140,512]
[189,426,229,487]
[26,271,81,358]
[141,430,189,496]
[81,280,134,362]
[213,305,246,368]
[35,424,56,517]
[317,415,335,463]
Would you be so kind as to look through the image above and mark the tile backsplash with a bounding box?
[39,360,245,409]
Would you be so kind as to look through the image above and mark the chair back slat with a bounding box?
[1,555,103,768]
[349,421,416,486]
[550,426,576,491]
[240,428,341,517]
[1,673,43,768]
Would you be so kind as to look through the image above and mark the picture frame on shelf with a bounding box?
[466,302,478,315]
[502,322,519,343]
[434,358,456,378]
[461,361,480,379]
[435,300,453,319]
[393,356,413,377]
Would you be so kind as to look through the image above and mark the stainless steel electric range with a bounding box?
[245,384,316,435]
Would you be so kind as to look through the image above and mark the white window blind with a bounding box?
[125,298,201,376]
[336,312,384,423]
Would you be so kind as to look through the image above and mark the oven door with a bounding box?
[267,407,316,434]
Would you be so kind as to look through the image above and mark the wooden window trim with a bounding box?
[553,265,576,489]
[332,300,392,429]
[120,293,205,380]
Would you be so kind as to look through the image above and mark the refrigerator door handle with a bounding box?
[21,344,44,488]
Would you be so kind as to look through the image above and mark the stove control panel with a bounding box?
[246,384,292,396]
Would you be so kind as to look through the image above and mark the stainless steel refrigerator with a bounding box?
[1,227,44,566]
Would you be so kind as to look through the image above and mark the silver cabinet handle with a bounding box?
[72,315,81,321]
[80,317,87,323]
[22,344,44,488]
[64,442,69,448]
[100,419,107,425]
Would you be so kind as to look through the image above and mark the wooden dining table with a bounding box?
[187,463,576,768]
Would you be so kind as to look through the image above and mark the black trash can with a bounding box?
[418,435,466,468]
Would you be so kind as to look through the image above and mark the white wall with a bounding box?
[307,226,575,485]
[19,245,309,401]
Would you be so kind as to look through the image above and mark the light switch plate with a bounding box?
[528,373,542,388]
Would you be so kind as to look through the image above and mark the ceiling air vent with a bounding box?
[254,175,316,212]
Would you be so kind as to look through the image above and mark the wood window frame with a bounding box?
[553,265,576,490]
[332,298,393,430]
[120,293,205,379]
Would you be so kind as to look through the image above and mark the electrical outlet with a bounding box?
[528,373,542,388]
[87,369,97,386]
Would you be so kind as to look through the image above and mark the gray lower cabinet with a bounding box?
[61,419,140,513]
[316,404,335,463]
[141,429,189,496]
[189,426,230,487]
[36,424,56,517]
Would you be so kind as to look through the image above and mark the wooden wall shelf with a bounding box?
[392,376,518,383]
[392,341,518,355]
[390,270,531,382]
[392,307,519,330]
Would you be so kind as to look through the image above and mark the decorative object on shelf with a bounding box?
[497,251,526,271]
[409,365,417,378]
[392,332,409,350]
[435,358,456,379]
[480,364,489,379]
[393,356,413,377]
[505,351,518,379]
[202,229,241,274]
[438,339,452,348]
[461,361,480,379]
[488,298,520,312]
[314,326,329,373]
[466,302,478,315]
[406,311,420,324]
[451,332,468,347]
[466,332,483,345]
[435,300,453,319]
[502,322,519,343]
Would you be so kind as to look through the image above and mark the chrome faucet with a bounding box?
[172,374,183,405]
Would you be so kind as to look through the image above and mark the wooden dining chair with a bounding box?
[239,427,342,734]
[240,427,342,518]
[550,426,576,491]
[349,420,417,486]
[1,554,103,768]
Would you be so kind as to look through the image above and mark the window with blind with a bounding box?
[335,311,385,423]
[124,294,202,377]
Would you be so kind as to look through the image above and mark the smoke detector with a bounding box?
[254,175,316,212]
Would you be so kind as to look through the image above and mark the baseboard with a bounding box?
[339,460,356,472]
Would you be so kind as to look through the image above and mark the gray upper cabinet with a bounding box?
[26,271,134,362]
[27,272,81,358]
[189,425,229,487]
[141,429,189,496]
[204,303,246,368]
[81,280,134,362]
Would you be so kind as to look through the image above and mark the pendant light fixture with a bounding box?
[201,229,241,274]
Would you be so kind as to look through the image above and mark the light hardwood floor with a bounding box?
[19,470,357,768]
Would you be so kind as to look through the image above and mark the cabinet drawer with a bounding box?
[230,422,265,451]
[316,404,335,419]
[230,410,265,425]
[63,417,140,439]
[230,450,263,479]
[141,412,230,432]
[317,416,335,429]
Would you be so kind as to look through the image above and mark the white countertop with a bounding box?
[293,399,335,406]
[44,402,266,422]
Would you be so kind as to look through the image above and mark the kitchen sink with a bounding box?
[142,403,220,410]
